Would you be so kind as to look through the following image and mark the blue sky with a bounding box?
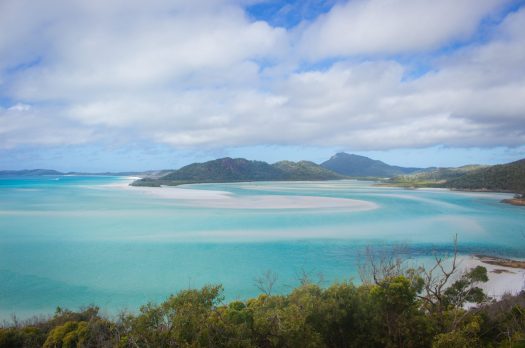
[0,0,524,171]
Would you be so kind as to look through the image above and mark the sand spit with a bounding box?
[128,185,378,210]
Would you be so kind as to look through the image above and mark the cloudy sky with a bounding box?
[1,0,524,171]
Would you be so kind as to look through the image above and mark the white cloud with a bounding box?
[0,0,524,152]
[5,1,287,101]
[0,105,95,149]
[298,0,508,58]
[7,103,31,112]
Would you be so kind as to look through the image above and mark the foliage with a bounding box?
[386,165,488,188]
[387,158,525,194]
[272,160,342,180]
[443,266,489,308]
[432,315,483,348]
[446,159,525,193]
[2,263,525,347]
[132,157,342,186]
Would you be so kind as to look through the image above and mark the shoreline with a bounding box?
[375,182,524,207]
[132,177,523,208]
[375,182,514,194]
[463,255,525,299]
[474,254,525,269]
[501,198,525,206]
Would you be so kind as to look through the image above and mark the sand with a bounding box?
[461,255,525,299]
[101,178,379,210]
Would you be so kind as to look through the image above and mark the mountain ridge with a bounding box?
[321,152,422,177]
[132,157,342,187]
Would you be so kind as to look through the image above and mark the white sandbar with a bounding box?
[125,184,378,210]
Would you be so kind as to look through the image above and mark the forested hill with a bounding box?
[160,158,286,183]
[387,158,525,194]
[446,158,525,193]
[132,157,342,186]
[390,165,488,184]
[321,152,422,177]
[272,160,342,180]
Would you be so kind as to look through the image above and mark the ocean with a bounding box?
[1,176,524,319]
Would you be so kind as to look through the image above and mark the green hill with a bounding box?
[132,158,346,186]
[389,165,488,186]
[133,158,287,186]
[385,159,525,194]
[446,159,525,193]
[321,153,422,177]
[164,157,285,181]
[130,155,525,192]
[272,160,342,180]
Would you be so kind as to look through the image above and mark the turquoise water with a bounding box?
[1,176,524,319]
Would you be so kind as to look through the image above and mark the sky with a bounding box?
[1,0,524,171]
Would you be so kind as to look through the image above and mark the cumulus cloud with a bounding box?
[0,104,95,149]
[298,0,509,58]
[5,0,287,100]
[0,0,524,152]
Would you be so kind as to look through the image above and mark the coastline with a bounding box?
[463,255,525,299]
[501,198,525,206]
[376,182,524,207]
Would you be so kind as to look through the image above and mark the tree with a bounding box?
[254,270,278,296]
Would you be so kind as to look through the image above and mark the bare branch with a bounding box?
[254,270,278,296]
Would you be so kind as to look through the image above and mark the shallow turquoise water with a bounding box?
[1,176,524,319]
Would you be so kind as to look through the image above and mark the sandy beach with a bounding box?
[462,255,525,299]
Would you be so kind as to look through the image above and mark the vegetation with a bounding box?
[321,153,422,177]
[132,158,342,187]
[2,285,523,348]
[390,165,487,184]
[384,165,487,188]
[446,159,525,194]
[272,161,342,180]
[2,245,525,348]
[387,159,525,195]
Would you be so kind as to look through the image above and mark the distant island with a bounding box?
[130,153,430,187]
[130,154,525,200]
[3,153,524,200]
[131,158,343,187]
